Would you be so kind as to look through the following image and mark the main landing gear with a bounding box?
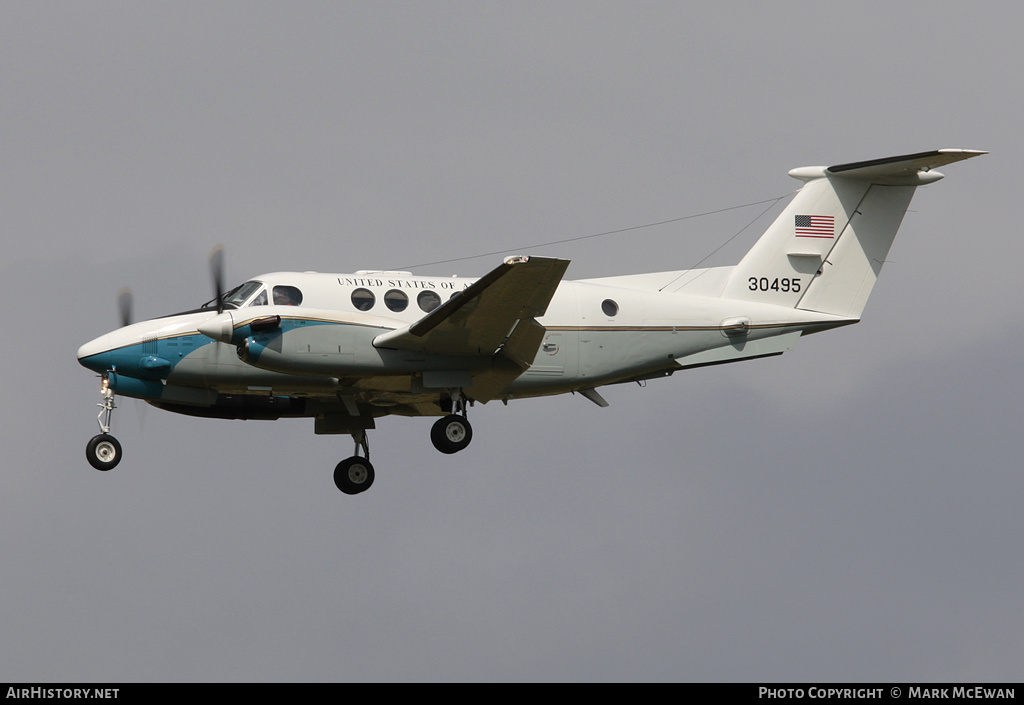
[430,389,473,454]
[332,391,474,495]
[334,429,375,495]
[86,375,123,471]
[430,415,473,454]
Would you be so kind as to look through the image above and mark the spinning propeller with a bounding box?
[117,287,134,328]
[114,245,227,325]
[208,244,225,314]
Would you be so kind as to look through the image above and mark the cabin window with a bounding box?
[384,289,409,312]
[273,285,303,306]
[351,288,375,311]
[250,290,268,306]
[417,290,442,312]
[601,299,619,317]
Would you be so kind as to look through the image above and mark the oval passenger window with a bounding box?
[417,290,442,312]
[384,289,409,312]
[351,288,375,311]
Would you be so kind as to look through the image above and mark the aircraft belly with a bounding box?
[510,324,768,392]
[576,328,693,383]
[167,341,339,397]
[241,320,500,382]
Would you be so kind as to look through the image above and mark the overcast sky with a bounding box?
[2,1,1020,682]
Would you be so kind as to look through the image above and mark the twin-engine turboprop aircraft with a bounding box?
[78,149,984,494]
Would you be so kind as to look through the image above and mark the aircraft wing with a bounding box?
[372,256,570,360]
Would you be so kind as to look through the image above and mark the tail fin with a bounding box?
[723,149,985,318]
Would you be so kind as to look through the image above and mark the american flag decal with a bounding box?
[795,214,835,238]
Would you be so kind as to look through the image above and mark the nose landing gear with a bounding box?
[86,375,123,471]
[87,434,122,471]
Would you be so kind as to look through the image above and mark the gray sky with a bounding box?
[2,1,1020,682]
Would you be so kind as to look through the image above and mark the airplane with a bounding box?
[77,148,985,494]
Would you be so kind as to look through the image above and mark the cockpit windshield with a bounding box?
[198,281,303,311]
[202,280,264,310]
[225,281,263,307]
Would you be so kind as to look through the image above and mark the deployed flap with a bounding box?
[373,256,570,357]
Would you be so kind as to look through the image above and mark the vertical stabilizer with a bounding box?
[722,149,985,318]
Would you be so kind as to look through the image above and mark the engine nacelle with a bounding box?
[198,311,281,346]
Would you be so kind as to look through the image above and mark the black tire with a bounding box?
[334,456,375,495]
[430,415,473,454]
[86,434,122,471]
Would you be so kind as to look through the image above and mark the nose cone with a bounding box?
[79,310,218,377]
[77,341,96,363]
[77,318,176,373]
[197,311,235,343]
[77,333,118,373]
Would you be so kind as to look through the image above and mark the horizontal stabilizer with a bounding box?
[826,149,987,183]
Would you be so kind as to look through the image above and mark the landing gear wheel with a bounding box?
[431,415,473,454]
[334,456,375,495]
[87,434,122,471]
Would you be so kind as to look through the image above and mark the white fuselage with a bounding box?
[77,266,853,415]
